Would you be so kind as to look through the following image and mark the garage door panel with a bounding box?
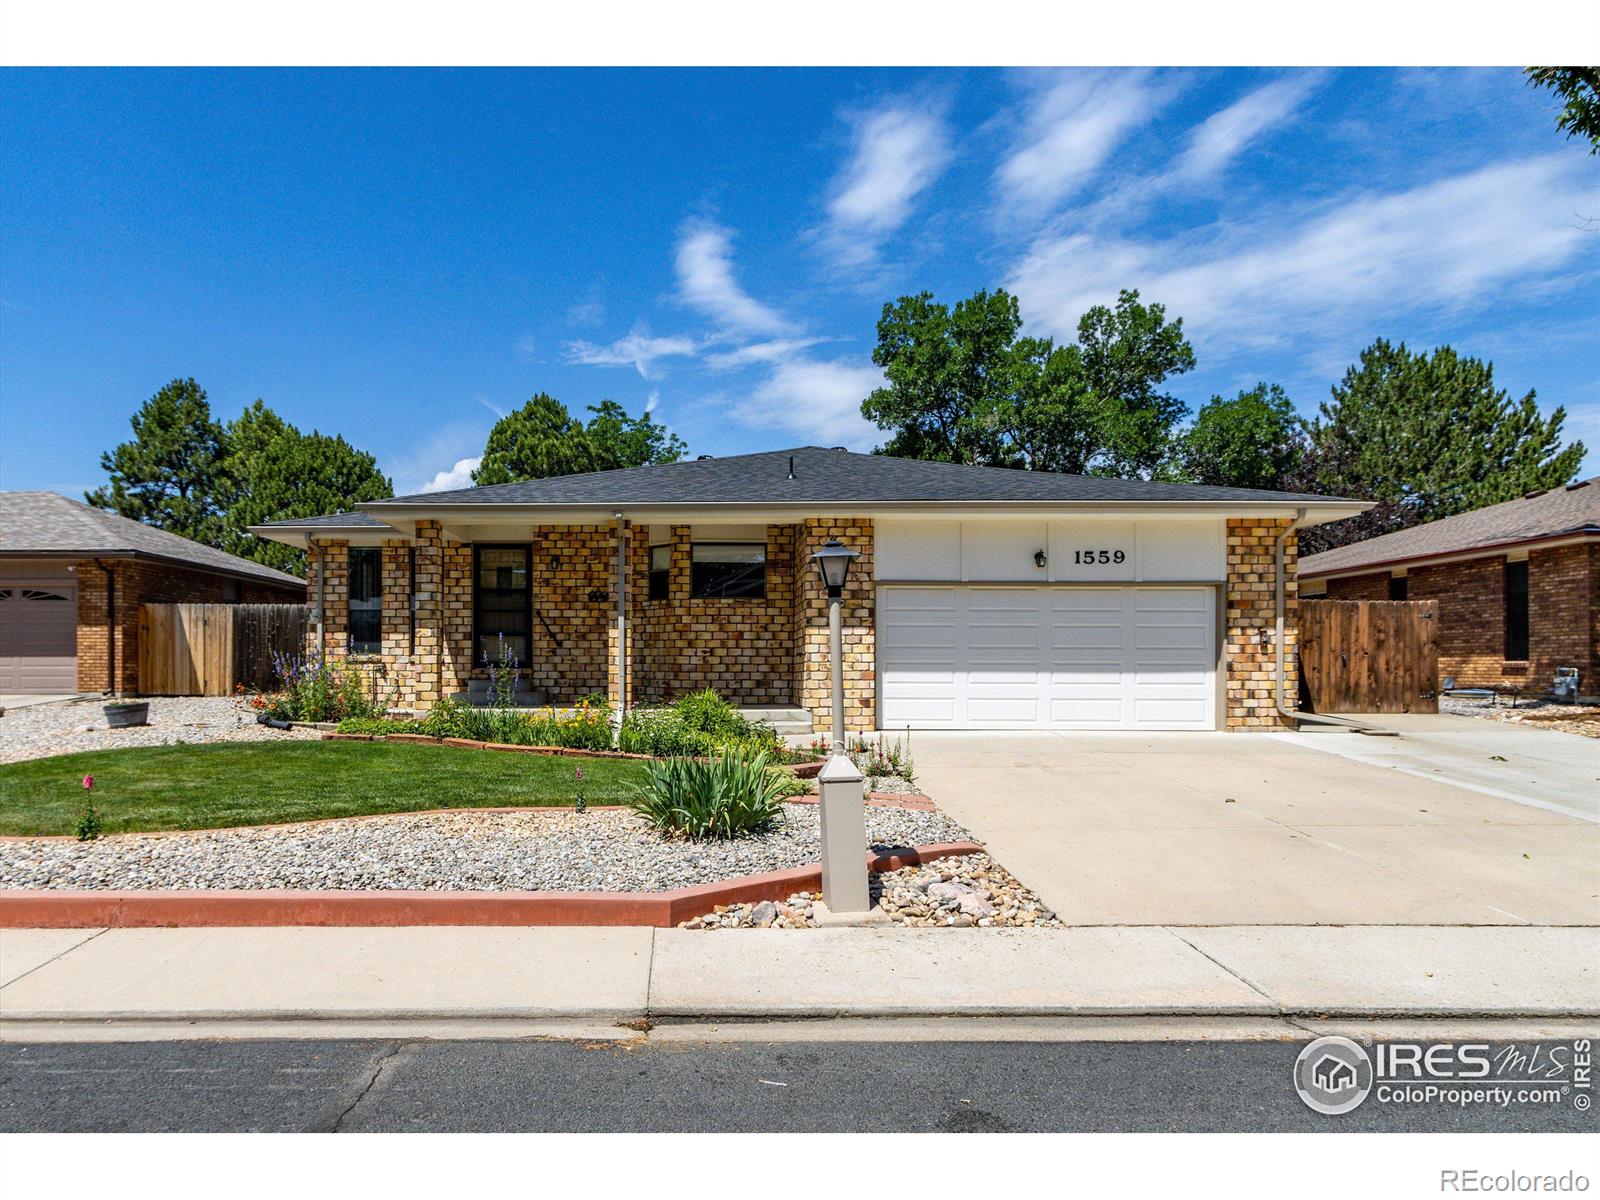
[880,584,1215,731]
[0,583,78,693]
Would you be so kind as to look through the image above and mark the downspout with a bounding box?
[614,512,628,732]
[1275,511,1391,735]
[95,559,115,696]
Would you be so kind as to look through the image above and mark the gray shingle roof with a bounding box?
[0,492,307,588]
[343,446,1352,511]
[1300,479,1600,577]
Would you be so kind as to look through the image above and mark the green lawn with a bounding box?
[0,741,653,836]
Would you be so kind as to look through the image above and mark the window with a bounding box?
[1504,559,1529,661]
[348,547,382,654]
[691,543,765,599]
[474,545,531,664]
[1387,575,1408,601]
[648,544,670,601]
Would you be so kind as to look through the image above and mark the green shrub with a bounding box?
[409,697,615,751]
[618,708,716,757]
[618,690,780,758]
[335,717,427,736]
[259,653,389,723]
[629,750,787,840]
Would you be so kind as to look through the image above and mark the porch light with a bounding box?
[811,539,859,598]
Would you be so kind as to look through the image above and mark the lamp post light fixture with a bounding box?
[809,537,869,914]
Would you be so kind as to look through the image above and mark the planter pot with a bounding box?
[103,702,150,728]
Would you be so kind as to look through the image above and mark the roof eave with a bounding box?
[0,547,306,589]
[1301,527,1600,579]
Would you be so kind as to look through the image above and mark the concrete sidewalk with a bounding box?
[2,924,1595,1031]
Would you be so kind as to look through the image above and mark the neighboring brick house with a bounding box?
[254,447,1367,732]
[0,492,306,695]
[1300,479,1600,697]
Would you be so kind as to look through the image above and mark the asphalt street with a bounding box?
[2,1038,1595,1132]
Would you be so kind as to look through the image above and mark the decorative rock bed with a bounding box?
[0,697,318,764]
[0,803,975,893]
[680,853,1063,930]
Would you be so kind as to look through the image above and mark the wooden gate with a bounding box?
[139,603,308,696]
[1299,599,1440,714]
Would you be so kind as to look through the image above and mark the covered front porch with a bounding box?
[297,515,876,731]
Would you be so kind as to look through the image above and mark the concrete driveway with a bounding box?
[910,727,1599,927]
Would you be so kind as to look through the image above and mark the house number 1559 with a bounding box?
[1074,550,1126,564]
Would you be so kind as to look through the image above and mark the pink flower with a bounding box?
[575,767,584,782]
[82,774,94,792]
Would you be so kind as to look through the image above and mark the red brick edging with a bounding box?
[0,842,982,929]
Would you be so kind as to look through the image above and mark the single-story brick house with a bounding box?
[253,447,1366,732]
[0,491,307,694]
[1300,478,1599,696]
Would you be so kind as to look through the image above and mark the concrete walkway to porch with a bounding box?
[908,729,1599,928]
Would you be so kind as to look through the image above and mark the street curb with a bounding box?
[0,841,984,929]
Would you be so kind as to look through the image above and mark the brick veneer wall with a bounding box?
[795,517,875,733]
[1316,543,1600,693]
[1224,518,1297,730]
[630,523,799,705]
[75,557,304,693]
[1322,572,1391,602]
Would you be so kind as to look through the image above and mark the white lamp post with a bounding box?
[810,538,870,913]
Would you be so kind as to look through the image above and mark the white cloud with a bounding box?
[1171,72,1323,182]
[1007,154,1596,360]
[565,330,699,378]
[421,456,482,493]
[995,70,1165,215]
[731,356,884,447]
[674,221,792,335]
[819,104,950,267]
[704,336,834,370]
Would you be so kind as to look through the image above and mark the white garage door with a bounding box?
[879,586,1216,730]
[0,582,79,693]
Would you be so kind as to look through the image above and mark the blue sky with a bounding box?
[2,67,1596,498]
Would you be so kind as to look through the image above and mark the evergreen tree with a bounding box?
[473,393,685,486]
[86,378,229,544]
[1297,340,1585,553]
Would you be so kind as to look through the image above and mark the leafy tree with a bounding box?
[87,378,231,544]
[861,288,1196,476]
[862,290,1022,465]
[1526,67,1600,153]
[1295,340,1585,554]
[221,404,393,574]
[1075,290,1197,476]
[1168,383,1308,490]
[583,399,689,472]
[473,393,685,487]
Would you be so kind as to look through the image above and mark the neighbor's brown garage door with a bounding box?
[0,580,78,692]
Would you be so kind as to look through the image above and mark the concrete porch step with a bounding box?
[739,706,814,737]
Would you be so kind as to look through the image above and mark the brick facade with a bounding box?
[1321,572,1391,603]
[795,517,876,733]
[630,523,800,705]
[74,558,304,694]
[1224,517,1298,730]
[1316,545,1600,692]
[298,513,1326,731]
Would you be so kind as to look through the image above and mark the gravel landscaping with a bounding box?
[0,697,317,764]
[680,853,1063,930]
[0,802,974,892]
[1440,695,1600,738]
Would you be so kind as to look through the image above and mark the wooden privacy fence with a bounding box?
[1300,599,1440,714]
[138,603,308,696]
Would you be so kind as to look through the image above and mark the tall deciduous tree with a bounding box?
[861,287,1196,476]
[1295,340,1586,554]
[221,402,393,574]
[87,378,230,544]
[1168,384,1308,490]
[473,393,686,487]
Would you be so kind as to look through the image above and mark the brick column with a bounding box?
[1225,517,1297,730]
[795,517,876,733]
